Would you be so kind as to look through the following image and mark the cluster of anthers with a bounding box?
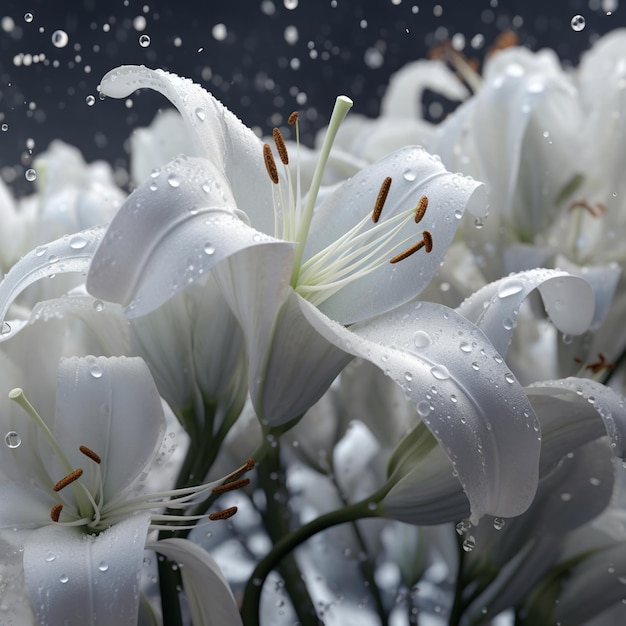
[261,103,434,307]
[8,387,254,533]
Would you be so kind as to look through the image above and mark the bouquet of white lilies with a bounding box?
[2,26,626,626]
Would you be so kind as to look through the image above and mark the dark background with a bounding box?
[0,0,622,194]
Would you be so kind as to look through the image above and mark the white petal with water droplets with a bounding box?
[457,269,594,357]
[149,538,243,626]
[298,297,540,522]
[23,512,150,626]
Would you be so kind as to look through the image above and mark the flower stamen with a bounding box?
[273,128,289,165]
[390,230,433,263]
[212,478,250,495]
[372,176,392,223]
[80,445,102,464]
[50,503,63,522]
[209,506,238,521]
[53,468,84,492]
[263,143,279,185]
[288,111,299,125]
[415,195,429,223]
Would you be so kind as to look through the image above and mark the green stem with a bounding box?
[240,496,383,625]
[157,555,183,626]
[448,534,467,626]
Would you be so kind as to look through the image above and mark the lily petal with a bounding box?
[456,269,595,357]
[299,297,541,522]
[23,512,151,626]
[0,225,104,330]
[0,482,54,529]
[52,356,165,502]
[304,146,487,324]
[99,65,275,235]
[149,538,243,626]
[86,156,293,318]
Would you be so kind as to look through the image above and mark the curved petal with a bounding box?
[86,155,294,318]
[148,538,242,626]
[527,377,626,471]
[304,145,487,324]
[0,482,54,529]
[53,356,165,502]
[23,512,151,626]
[456,269,595,357]
[299,297,541,522]
[0,225,104,330]
[99,65,274,234]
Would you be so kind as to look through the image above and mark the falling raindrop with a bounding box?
[462,536,476,552]
[493,517,505,530]
[4,431,21,448]
[455,519,471,535]
[25,168,37,182]
[51,30,69,48]
[570,14,586,31]
[86,95,96,106]
[24,13,34,23]
[139,34,151,47]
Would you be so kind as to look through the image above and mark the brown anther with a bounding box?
[574,357,584,364]
[585,353,615,374]
[486,31,519,57]
[263,144,279,184]
[568,200,603,217]
[53,468,83,492]
[596,202,607,215]
[50,503,63,523]
[212,478,251,495]
[414,195,429,224]
[287,111,299,125]
[422,230,433,253]
[389,240,426,264]
[224,459,256,483]
[372,176,392,223]
[79,445,102,464]
[209,506,238,521]
[273,128,289,165]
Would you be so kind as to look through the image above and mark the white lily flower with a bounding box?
[0,355,251,625]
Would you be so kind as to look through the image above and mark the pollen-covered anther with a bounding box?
[263,143,279,184]
[422,230,433,253]
[568,199,605,217]
[53,468,84,492]
[79,445,102,464]
[372,176,392,223]
[389,240,426,264]
[273,128,289,165]
[224,458,256,483]
[212,478,251,495]
[287,111,299,125]
[50,503,63,522]
[209,506,238,521]
[414,195,429,223]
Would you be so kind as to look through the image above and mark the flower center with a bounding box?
[8,388,254,533]
[262,99,434,308]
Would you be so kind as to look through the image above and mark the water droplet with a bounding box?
[1,322,11,336]
[89,365,103,379]
[51,29,69,48]
[93,300,104,312]
[98,561,109,572]
[203,243,215,255]
[474,217,483,229]
[59,574,69,583]
[404,372,413,382]
[497,279,524,298]
[139,34,151,47]
[24,13,34,23]
[455,519,471,535]
[570,14,585,31]
[284,0,299,9]
[25,168,37,182]
[86,95,96,106]
[454,209,463,219]
[561,333,573,345]
[471,362,480,371]
[167,173,180,188]
[69,234,88,250]
[504,373,515,384]
[44,552,56,562]
[417,400,431,417]
[402,169,416,181]
[462,536,476,552]
[459,341,473,353]
[1,123,8,132]
[5,431,21,448]
[430,364,450,380]
[502,317,514,330]
[413,330,432,348]
[493,517,505,530]
[47,254,59,264]
[35,245,47,257]
[195,107,206,121]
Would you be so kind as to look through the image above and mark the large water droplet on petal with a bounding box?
[497,278,524,298]
[89,365,103,379]
[413,330,432,348]
[430,364,450,380]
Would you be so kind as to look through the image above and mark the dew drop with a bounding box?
[139,34,151,47]
[502,317,514,330]
[570,14,586,31]
[462,536,476,552]
[59,574,69,583]
[167,174,180,188]
[460,341,473,353]
[44,552,56,562]
[417,400,431,417]
[471,362,480,371]
[493,517,505,530]
[454,209,463,219]
[1,322,11,336]
[86,95,96,106]
[4,431,21,449]
[35,245,47,257]
[430,364,450,380]
[402,169,416,181]
[413,330,432,348]
[89,365,103,379]
[504,373,515,384]
[98,561,109,572]
[69,234,88,250]
[51,29,69,48]
[25,168,37,182]
[195,107,206,121]
[404,371,413,382]
[204,243,215,255]
[497,279,524,298]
